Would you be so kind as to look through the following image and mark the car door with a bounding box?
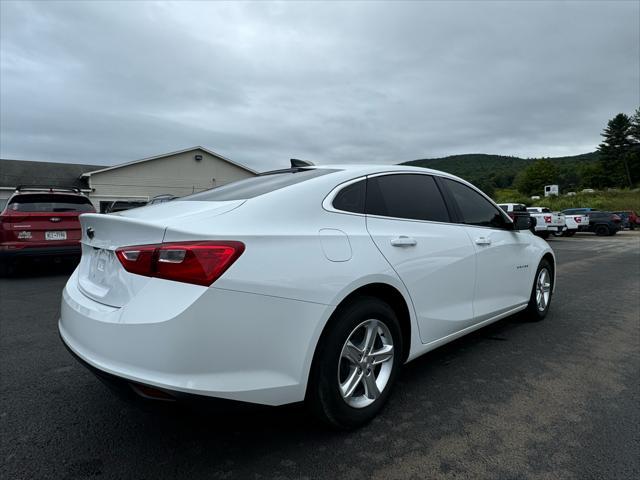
[439,178,532,321]
[364,173,477,344]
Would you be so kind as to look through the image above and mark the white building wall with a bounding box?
[86,149,255,208]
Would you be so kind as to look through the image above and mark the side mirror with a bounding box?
[511,213,531,231]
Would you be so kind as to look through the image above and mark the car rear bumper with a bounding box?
[0,245,81,260]
[59,269,332,406]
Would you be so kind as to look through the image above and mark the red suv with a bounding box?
[0,186,95,274]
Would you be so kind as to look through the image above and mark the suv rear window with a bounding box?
[184,169,337,201]
[7,194,94,212]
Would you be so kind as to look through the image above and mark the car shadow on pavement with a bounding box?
[76,312,528,436]
[2,257,78,278]
[46,312,537,479]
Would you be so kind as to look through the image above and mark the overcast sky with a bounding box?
[1,1,638,171]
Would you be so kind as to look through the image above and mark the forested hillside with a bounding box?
[401,152,600,196]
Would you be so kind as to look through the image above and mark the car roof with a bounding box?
[285,164,472,187]
[317,163,455,176]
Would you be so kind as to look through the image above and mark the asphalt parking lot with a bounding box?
[1,232,639,480]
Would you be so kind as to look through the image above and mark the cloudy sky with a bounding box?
[1,1,638,171]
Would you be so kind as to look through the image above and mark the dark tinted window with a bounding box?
[563,208,593,214]
[8,194,94,212]
[442,179,508,228]
[185,169,336,201]
[365,174,450,222]
[332,180,366,213]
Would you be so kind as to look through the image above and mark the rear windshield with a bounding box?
[184,168,337,201]
[7,194,94,212]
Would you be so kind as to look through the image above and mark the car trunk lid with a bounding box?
[76,200,244,307]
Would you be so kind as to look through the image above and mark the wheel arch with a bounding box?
[311,282,414,374]
[541,251,556,293]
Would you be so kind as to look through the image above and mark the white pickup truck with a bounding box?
[526,207,566,238]
[557,212,589,236]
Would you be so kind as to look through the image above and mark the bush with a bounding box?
[492,188,640,211]
[493,189,533,205]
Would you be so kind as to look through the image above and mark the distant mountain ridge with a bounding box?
[401,152,599,192]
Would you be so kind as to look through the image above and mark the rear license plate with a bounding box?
[45,231,67,241]
[88,248,112,284]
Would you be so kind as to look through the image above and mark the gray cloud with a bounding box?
[1,0,638,170]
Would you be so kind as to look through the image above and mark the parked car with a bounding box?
[559,213,589,236]
[0,186,95,274]
[561,208,622,236]
[104,200,147,213]
[585,211,622,236]
[60,164,555,429]
[147,194,178,205]
[526,207,566,239]
[612,211,639,230]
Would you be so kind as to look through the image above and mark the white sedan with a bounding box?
[59,163,555,429]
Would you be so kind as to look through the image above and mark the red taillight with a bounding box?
[544,215,552,223]
[575,217,581,223]
[115,241,245,286]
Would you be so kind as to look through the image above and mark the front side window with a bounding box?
[365,174,450,222]
[441,179,508,228]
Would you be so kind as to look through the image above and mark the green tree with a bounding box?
[598,113,633,187]
[515,159,558,196]
[578,162,608,189]
[627,107,640,185]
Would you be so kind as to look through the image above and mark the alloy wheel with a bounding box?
[337,319,395,408]
[535,268,551,312]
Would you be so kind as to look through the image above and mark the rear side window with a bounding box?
[185,169,336,201]
[332,180,366,213]
[441,178,508,228]
[7,194,94,212]
[365,174,450,222]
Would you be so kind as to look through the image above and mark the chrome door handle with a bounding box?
[475,237,491,246]
[390,236,417,247]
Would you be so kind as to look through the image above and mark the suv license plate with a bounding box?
[45,231,67,241]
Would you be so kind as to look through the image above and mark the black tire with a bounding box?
[538,231,550,239]
[565,230,576,237]
[552,230,564,237]
[524,259,554,321]
[307,296,403,430]
[595,225,609,236]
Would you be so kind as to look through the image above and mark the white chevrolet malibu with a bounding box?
[59,164,555,429]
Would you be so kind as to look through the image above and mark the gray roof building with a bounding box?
[0,159,106,191]
[0,147,257,211]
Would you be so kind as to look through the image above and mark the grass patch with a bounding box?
[493,189,640,212]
